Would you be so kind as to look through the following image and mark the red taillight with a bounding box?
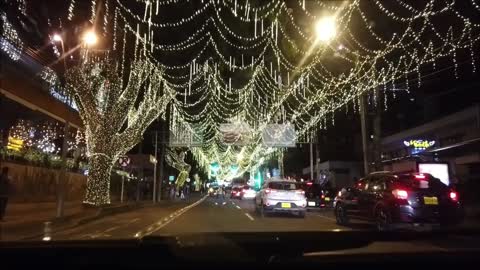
[321,194,325,199]
[306,182,313,186]
[449,191,458,202]
[265,188,276,194]
[296,190,305,195]
[392,189,408,200]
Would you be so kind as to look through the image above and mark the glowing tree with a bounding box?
[66,60,172,206]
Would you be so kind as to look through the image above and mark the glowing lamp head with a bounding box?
[52,34,62,42]
[315,16,337,42]
[83,31,97,46]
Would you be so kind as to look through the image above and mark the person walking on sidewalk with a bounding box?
[0,167,10,221]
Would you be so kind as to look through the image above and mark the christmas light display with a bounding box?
[65,59,172,205]
[3,1,480,202]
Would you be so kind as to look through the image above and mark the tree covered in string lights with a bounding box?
[65,59,172,206]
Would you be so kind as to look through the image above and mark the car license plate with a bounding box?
[424,196,438,205]
[281,202,291,208]
[308,201,316,206]
[324,197,331,201]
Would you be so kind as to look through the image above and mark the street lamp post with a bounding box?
[52,34,69,218]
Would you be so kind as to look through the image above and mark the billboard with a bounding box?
[262,123,296,147]
[219,122,252,145]
[169,125,203,147]
[418,163,450,186]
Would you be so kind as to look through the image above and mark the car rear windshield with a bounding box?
[394,174,447,190]
[269,182,300,190]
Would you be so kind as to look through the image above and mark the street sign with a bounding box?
[262,123,296,147]
[118,156,131,167]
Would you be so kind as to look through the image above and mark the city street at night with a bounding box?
[2,0,480,268]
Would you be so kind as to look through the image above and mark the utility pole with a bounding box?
[359,94,369,175]
[157,104,170,201]
[152,131,158,203]
[309,142,314,180]
[315,143,320,183]
[56,121,69,218]
[373,88,382,171]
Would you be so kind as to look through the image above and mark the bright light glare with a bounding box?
[315,16,336,42]
[52,34,62,42]
[83,31,97,46]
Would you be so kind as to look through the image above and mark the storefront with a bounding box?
[380,105,480,184]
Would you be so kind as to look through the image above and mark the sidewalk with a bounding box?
[0,193,204,241]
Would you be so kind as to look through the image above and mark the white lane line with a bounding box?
[235,205,241,209]
[245,213,255,221]
[104,226,120,233]
[135,195,208,238]
[310,213,336,221]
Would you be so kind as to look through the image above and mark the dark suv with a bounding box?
[334,172,464,231]
[301,182,335,210]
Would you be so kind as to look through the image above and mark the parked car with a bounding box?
[255,180,307,218]
[334,172,464,231]
[301,182,335,210]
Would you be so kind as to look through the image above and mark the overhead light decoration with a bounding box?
[0,12,23,61]
[56,0,480,204]
[65,59,172,206]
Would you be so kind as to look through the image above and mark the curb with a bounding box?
[20,202,152,240]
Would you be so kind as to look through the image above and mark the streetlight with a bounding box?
[52,34,63,43]
[82,30,97,46]
[315,16,336,43]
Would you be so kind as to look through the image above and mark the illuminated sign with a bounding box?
[403,139,435,153]
[7,137,24,151]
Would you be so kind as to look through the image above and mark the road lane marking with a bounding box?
[245,213,255,221]
[309,213,336,221]
[236,205,241,209]
[135,195,208,238]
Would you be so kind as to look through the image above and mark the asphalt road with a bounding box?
[37,195,480,254]
[46,195,355,240]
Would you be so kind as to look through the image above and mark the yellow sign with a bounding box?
[403,139,435,150]
[7,136,24,151]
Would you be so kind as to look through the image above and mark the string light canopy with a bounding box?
[70,0,480,178]
[3,0,480,198]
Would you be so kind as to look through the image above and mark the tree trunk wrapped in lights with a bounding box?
[66,60,172,206]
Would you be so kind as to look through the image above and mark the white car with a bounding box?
[241,186,256,199]
[255,181,307,218]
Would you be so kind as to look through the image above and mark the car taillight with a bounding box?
[265,188,276,194]
[449,191,458,202]
[321,194,325,199]
[306,182,313,186]
[296,190,305,195]
[392,189,408,200]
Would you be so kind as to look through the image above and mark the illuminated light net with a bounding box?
[61,0,480,198]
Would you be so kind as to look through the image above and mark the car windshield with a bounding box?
[1,0,480,259]
[268,182,299,190]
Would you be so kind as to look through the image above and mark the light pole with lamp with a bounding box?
[309,16,337,181]
[52,30,97,217]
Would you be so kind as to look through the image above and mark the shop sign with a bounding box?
[403,139,435,152]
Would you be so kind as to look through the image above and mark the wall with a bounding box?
[3,161,86,203]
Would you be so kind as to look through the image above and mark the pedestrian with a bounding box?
[169,184,175,200]
[0,167,10,221]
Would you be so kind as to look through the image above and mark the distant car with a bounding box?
[230,187,242,199]
[334,172,464,231]
[240,186,256,200]
[208,185,219,197]
[255,181,307,218]
[302,182,334,210]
